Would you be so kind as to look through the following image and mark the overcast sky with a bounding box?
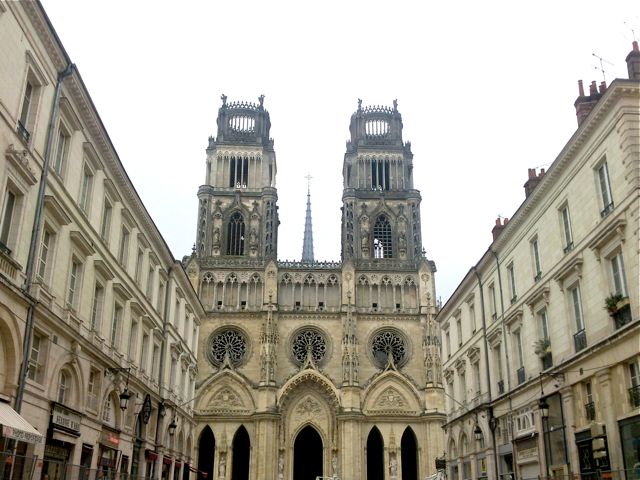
[41,0,637,303]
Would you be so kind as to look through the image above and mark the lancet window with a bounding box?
[226,212,245,256]
[370,159,391,191]
[373,215,392,258]
[229,156,249,188]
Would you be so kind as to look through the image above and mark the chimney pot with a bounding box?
[504,218,509,224]
[540,168,545,175]
[578,79,585,96]
[599,81,607,94]
[633,40,639,52]
[589,81,597,95]
[627,40,640,80]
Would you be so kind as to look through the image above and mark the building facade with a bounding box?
[186,99,445,480]
[0,2,204,479]
[437,44,640,479]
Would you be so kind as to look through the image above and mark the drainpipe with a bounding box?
[472,267,499,480]
[14,63,75,413]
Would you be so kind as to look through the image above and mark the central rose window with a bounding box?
[370,328,409,368]
[208,328,248,367]
[291,327,328,366]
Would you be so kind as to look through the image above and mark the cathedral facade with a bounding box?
[185,98,445,480]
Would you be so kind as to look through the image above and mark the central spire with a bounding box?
[301,174,314,262]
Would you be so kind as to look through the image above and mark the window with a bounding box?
[67,259,82,308]
[370,158,391,190]
[570,285,585,331]
[78,164,93,213]
[102,396,115,425]
[87,369,100,411]
[228,156,249,188]
[597,161,614,217]
[90,283,104,331]
[0,190,17,252]
[630,361,640,408]
[53,126,70,177]
[488,284,497,320]
[118,226,130,266]
[151,344,160,381]
[610,252,628,297]
[226,212,245,255]
[140,332,149,372]
[494,345,503,390]
[128,318,139,360]
[469,304,476,333]
[146,265,155,299]
[100,199,112,242]
[157,280,166,315]
[372,215,392,258]
[110,303,123,347]
[459,371,467,403]
[531,237,542,281]
[57,371,69,404]
[560,205,573,252]
[17,68,44,143]
[507,263,517,303]
[445,330,451,358]
[473,362,481,396]
[17,80,34,141]
[134,248,144,284]
[539,309,550,341]
[514,330,524,368]
[456,318,462,346]
[27,333,44,382]
[37,228,53,282]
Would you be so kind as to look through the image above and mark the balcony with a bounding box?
[16,121,30,143]
[613,304,632,329]
[517,366,525,385]
[584,402,595,421]
[574,329,587,352]
[630,385,640,408]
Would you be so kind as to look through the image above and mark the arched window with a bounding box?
[226,212,245,256]
[57,370,69,404]
[102,395,116,427]
[373,215,392,258]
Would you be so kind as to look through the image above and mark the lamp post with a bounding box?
[168,417,177,436]
[474,423,483,442]
[539,396,550,478]
[105,367,132,411]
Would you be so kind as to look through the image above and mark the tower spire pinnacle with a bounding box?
[301,174,314,262]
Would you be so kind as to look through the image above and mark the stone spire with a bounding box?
[301,175,314,262]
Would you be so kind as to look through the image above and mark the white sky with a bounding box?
[40,0,638,303]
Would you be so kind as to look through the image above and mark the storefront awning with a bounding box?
[0,402,44,444]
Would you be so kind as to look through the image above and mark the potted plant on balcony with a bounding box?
[533,338,551,358]
[604,293,628,315]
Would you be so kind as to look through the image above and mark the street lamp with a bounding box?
[474,423,483,442]
[538,397,549,419]
[105,367,132,411]
[168,417,177,436]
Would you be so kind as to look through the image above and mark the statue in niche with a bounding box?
[389,455,398,480]
[212,228,220,246]
[399,232,407,250]
[249,228,258,246]
[361,231,369,252]
[278,452,284,480]
[218,453,226,478]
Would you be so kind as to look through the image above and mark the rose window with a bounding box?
[208,329,247,367]
[370,328,408,368]
[291,328,328,366]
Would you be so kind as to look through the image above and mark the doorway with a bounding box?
[197,426,215,480]
[366,427,384,480]
[293,425,323,480]
[231,426,250,480]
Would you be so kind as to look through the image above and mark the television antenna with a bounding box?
[592,52,614,83]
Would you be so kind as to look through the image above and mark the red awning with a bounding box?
[145,450,158,461]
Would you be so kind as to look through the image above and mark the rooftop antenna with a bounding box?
[592,52,614,83]
[624,21,636,42]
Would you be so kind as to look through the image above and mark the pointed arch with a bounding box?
[373,214,392,258]
[196,370,255,415]
[401,427,418,480]
[294,425,323,480]
[197,426,215,480]
[363,371,422,415]
[366,426,384,480]
[231,425,250,480]
[0,304,21,395]
[226,211,245,255]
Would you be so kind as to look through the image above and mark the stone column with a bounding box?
[253,415,278,480]
[559,387,579,473]
[595,367,624,472]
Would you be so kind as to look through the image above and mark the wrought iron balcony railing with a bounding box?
[574,329,587,352]
[629,385,640,408]
[584,401,596,421]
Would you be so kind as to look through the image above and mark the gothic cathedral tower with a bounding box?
[195,95,278,264]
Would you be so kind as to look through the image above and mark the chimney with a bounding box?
[626,40,640,80]
[524,168,546,198]
[492,218,505,241]
[574,80,602,126]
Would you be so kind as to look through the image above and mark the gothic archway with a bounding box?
[366,427,384,480]
[293,425,323,480]
[197,426,214,480]
[401,427,418,480]
[231,425,250,480]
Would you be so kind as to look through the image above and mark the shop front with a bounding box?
[514,436,539,480]
[42,403,82,480]
[619,415,640,474]
[98,428,121,476]
[575,428,611,480]
[162,455,173,480]
[0,400,44,480]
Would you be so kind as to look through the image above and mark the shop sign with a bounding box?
[2,425,44,444]
[100,430,120,448]
[44,444,70,460]
[517,446,538,459]
[51,404,81,433]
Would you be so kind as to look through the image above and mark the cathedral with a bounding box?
[185,97,445,480]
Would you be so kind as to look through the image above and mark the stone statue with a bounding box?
[218,453,226,478]
[249,228,257,245]
[221,94,227,106]
[259,94,265,107]
[390,455,398,479]
[278,452,284,480]
[213,228,220,245]
[358,98,362,111]
[393,99,398,111]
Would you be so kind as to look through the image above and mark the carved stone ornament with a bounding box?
[374,387,407,409]
[295,395,322,418]
[211,387,244,408]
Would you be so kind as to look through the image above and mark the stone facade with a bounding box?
[0,3,204,479]
[187,99,445,480]
[437,45,640,479]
